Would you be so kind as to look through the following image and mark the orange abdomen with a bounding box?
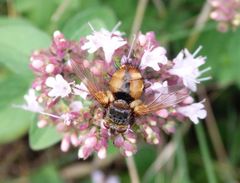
[109,65,144,100]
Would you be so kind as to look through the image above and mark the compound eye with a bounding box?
[109,108,115,115]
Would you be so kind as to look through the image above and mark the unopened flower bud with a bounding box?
[37,119,48,128]
[85,136,97,148]
[163,121,176,134]
[123,141,135,152]
[97,147,107,159]
[114,134,124,147]
[156,109,169,118]
[124,150,133,157]
[45,64,55,73]
[70,133,79,146]
[53,30,62,38]
[138,34,147,46]
[61,136,70,152]
[78,146,92,159]
[124,130,137,144]
[32,59,43,69]
[183,96,194,104]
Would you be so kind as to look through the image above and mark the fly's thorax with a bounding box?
[109,64,144,100]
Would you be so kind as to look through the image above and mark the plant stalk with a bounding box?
[126,156,140,183]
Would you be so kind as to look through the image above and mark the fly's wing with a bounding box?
[134,85,189,116]
[70,54,109,105]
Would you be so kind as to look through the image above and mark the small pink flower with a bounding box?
[169,47,209,92]
[163,121,176,134]
[148,81,168,94]
[143,125,161,144]
[52,30,70,57]
[69,101,83,112]
[140,46,167,71]
[16,89,43,113]
[61,113,74,126]
[91,170,105,183]
[45,64,55,73]
[106,175,120,183]
[182,96,194,104]
[97,147,107,159]
[177,101,207,124]
[209,0,240,31]
[45,74,72,98]
[114,134,124,147]
[156,109,169,118]
[78,146,93,159]
[61,135,70,152]
[84,135,98,148]
[31,59,44,70]
[81,26,126,63]
[124,130,137,144]
[70,133,79,146]
[73,82,89,99]
[37,119,48,128]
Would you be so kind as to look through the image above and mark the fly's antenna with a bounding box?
[126,33,137,63]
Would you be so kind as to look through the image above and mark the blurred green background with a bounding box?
[0,0,240,182]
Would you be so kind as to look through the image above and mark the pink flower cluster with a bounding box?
[209,0,240,32]
[18,25,209,159]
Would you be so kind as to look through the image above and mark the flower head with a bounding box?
[17,28,208,159]
[209,0,240,32]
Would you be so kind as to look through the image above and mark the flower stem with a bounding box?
[130,0,149,39]
[185,1,211,49]
[198,86,228,162]
[194,123,217,183]
[152,0,167,18]
[143,123,190,183]
[61,153,120,179]
[51,0,71,23]
[6,0,17,17]
[126,156,140,183]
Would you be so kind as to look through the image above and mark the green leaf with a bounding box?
[107,142,119,156]
[70,18,107,40]
[0,25,50,78]
[198,29,240,88]
[13,0,59,29]
[0,74,30,109]
[0,24,50,144]
[30,165,63,183]
[62,6,116,39]
[175,134,191,183]
[0,97,33,144]
[135,145,157,178]
[103,0,137,33]
[29,120,62,150]
[0,16,32,26]
[0,73,33,144]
